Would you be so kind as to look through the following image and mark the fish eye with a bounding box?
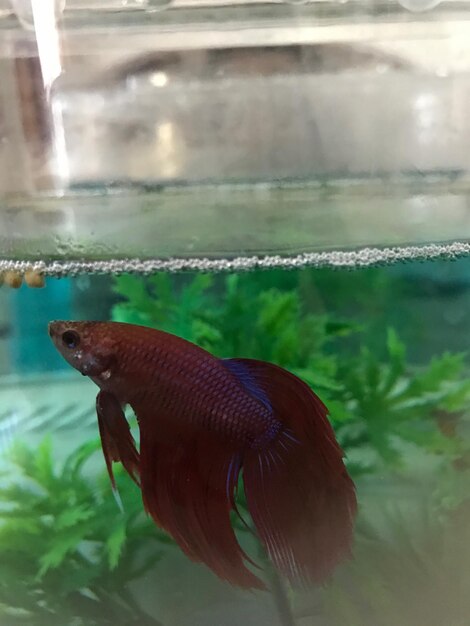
[62,330,80,349]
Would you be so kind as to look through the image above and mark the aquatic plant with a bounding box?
[0,438,165,626]
[112,271,470,477]
[109,270,470,624]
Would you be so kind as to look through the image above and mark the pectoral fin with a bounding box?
[96,391,140,490]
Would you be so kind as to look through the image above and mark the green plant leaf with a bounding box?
[38,530,85,577]
[106,523,127,570]
[56,506,93,530]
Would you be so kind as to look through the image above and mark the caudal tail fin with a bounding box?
[236,359,357,586]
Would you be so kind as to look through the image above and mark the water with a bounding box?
[1,257,469,625]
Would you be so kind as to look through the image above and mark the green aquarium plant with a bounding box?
[112,271,470,477]
[0,438,165,626]
[109,269,470,624]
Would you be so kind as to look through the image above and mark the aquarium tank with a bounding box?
[1,0,470,625]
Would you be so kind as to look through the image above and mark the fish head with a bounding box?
[48,320,117,378]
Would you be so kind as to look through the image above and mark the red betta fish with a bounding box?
[49,320,356,589]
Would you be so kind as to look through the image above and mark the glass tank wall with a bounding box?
[0,1,470,626]
[0,0,470,262]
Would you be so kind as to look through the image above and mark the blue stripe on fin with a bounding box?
[221,359,272,412]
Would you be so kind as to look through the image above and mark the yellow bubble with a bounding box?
[24,270,46,289]
[4,271,23,289]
